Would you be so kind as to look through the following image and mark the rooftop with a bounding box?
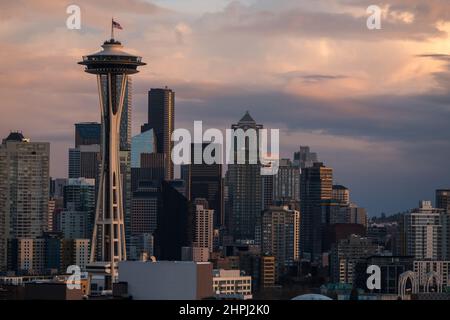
[4,131,26,142]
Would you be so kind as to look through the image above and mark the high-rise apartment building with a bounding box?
[300,162,333,262]
[260,205,300,278]
[142,88,175,180]
[193,199,214,253]
[0,133,49,272]
[227,112,263,242]
[402,200,447,260]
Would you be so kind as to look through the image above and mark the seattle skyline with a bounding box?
[1,0,450,215]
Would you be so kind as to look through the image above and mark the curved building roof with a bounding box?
[291,294,333,300]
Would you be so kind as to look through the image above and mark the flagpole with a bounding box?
[111,18,114,40]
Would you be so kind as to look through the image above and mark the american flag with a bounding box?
[112,20,123,30]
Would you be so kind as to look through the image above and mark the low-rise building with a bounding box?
[213,269,252,299]
[118,261,213,300]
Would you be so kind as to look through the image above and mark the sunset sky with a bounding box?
[1,0,450,215]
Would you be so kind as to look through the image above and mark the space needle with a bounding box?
[78,20,145,289]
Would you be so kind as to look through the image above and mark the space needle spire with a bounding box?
[78,27,145,289]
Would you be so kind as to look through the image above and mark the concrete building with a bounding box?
[15,239,45,275]
[414,260,450,289]
[213,269,252,299]
[260,205,300,278]
[330,234,379,284]
[332,185,350,205]
[194,199,214,253]
[403,201,446,260]
[260,256,276,289]
[181,246,210,263]
[118,261,213,300]
[73,239,90,270]
[0,132,50,272]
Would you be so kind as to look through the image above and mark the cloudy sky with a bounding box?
[1,0,450,215]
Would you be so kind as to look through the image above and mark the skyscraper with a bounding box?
[61,178,95,240]
[68,144,101,179]
[300,162,333,262]
[260,205,300,279]
[131,129,156,169]
[293,146,318,169]
[436,189,450,212]
[0,132,50,272]
[402,200,446,260]
[272,159,300,204]
[193,199,214,253]
[182,143,223,228]
[142,88,175,180]
[227,112,263,242]
[79,35,145,284]
[153,181,194,260]
[131,181,160,236]
[130,181,160,260]
[75,122,101,148]
[330,234,378,284]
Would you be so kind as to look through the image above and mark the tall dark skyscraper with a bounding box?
[153,181,194,260]
[75,122,101,148]
[181,143,223,228]
[227,112,263,242]
[70,123,101,179]
[142,88,175,180]
[300,162,333,262]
